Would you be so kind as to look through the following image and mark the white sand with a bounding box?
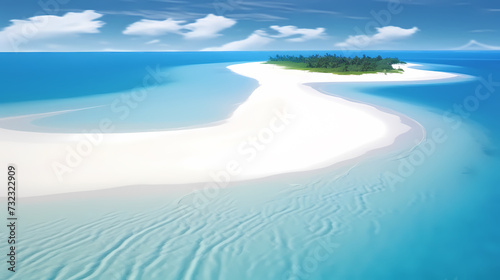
[0,62,458,197]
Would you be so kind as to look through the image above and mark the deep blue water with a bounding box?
[0,51,499,280]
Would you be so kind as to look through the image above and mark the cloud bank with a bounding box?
[335,26,419,49]
[269,25,326,42]
[0,10,104,51]
[123,14,236,39]
[203,25,326,51]
[203,31,272,51]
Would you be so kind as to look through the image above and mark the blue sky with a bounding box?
[0,0,499,51]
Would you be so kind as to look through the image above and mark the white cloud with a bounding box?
[202,31,272,51]
[123,19,185,36]
[269,25,326,42]
[202,24,326,51]
[335,26,419,49]
[0,10,104,51]
[123,14,236,39]
[183,14,236,39]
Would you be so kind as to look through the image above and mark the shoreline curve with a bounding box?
[0,62,458,197]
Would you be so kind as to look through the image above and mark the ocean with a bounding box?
[0,51,499,279]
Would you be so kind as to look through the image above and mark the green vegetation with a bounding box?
[267,54,406,75]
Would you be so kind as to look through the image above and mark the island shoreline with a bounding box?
[0,62,459,197]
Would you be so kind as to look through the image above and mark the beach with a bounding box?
[0,62,457,197]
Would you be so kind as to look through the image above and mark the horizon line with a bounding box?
[1,49,500,53]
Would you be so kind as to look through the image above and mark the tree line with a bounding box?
[268,54,405,72]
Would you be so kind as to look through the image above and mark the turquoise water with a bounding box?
[30,62,259,132]
[0,51,499,279]
[0,58,259,131]
[316,60,500,279]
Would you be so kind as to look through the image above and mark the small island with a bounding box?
[267,54,406,75]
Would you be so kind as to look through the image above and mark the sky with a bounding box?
[0,0,499,52]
